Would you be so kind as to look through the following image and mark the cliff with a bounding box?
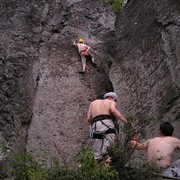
[0,0,179,166]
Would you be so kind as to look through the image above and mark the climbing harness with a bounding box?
[90,115,117,139]
[90,126,94,140]
[92,115,112,123]
[84,51,89,57]
[84,52,97,67]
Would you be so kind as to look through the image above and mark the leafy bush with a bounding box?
[45,147,118,180]
[106,115,157,180]
[9,147,118,180]
[9,153,42,180]
[75,146,119,180]
[100,0,126,12]
[9,115,157,180]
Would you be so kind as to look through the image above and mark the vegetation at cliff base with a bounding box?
[100,0,126,12]
[9,148,118,180]
[7,116,157,180]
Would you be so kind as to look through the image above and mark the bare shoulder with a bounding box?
[152,136,180,145]
[166,137,180,149]
[145,137,158,145]
[104,99,115,104]
[79,43,87,47]
[165,136,180,142]
[76,43,81,47]
[83,43,90,48]
[91,99,102,105]
[171,136,180,144]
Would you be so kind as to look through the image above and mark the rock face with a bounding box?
[109,0,180,162]
[0,0,116,165]
[0,0,179,165]
[26,0,117,165]
[110,0,180,137]
[0,0,44,152]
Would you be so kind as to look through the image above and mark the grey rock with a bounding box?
[0,0,179,167]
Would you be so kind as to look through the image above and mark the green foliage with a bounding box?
[9,147,118,180]
[76,146,118,180]
[100,0,125,12]
[9,115,156,180]
[46,146,118,180]
[117,165,156,180]
[45,166,78,180]
[106,115,156,179]
[0,137,10,158]
[9,153,42,180]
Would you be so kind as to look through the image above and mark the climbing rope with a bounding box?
[70,5,80,40]
[86,66,96,100]
[70,4,97,100]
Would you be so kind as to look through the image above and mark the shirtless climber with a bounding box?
[131,121,180,178]
[87,92,127,164]
[73,38,96,74]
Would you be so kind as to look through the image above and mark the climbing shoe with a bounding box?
[78,71,85,74]
[92,62,97,67]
